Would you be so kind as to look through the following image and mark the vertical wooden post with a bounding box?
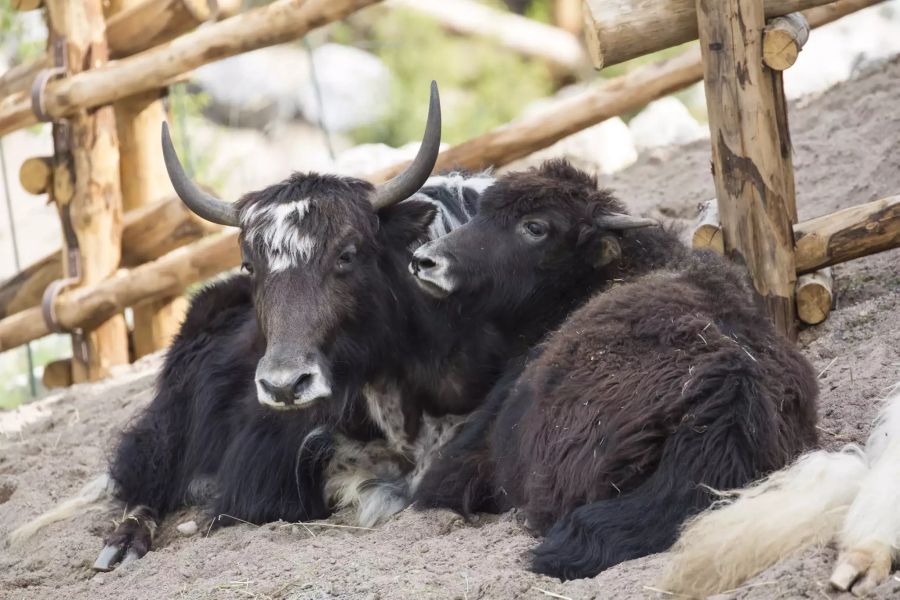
[696,0,799,338]
[109,0,188,359]
[45,0,130,381]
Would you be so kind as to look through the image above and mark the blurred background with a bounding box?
[1,0,899,408]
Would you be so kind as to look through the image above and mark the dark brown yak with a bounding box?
[412,160,819,580]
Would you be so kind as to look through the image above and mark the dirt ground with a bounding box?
[1,57,899,600]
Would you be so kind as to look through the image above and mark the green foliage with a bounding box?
[0,0,44,63]
[350,10,553,147]
[0,336,70,410]
[524,0,553,24]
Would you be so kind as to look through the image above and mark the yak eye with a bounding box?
[241,261,254,275]
[522,220,549,239]
[337,245,357,271]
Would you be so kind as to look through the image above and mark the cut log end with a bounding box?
[796,268,833,325]
[42,358,73,389]
[763,14,811,70]
[19,156,54,195]
[691,200,725,255]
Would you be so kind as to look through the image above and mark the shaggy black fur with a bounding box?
[102,173,513,566]
[414,161,819,580]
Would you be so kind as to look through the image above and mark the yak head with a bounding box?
[410,159,657,320]
[162,84,442,410]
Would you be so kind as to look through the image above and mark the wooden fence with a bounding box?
[0,0,897,388]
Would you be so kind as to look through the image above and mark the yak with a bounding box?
[411,159,819,580]
[10,84,513,572]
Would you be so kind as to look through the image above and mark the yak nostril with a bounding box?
[416,256,437,270]
[292,373,313,397]
[259,378,300,405]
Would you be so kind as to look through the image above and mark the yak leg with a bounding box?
[94,505,158,571]
[324,435,410,527]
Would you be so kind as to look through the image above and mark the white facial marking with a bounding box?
[242,198,319,272]
[411,242,455,298]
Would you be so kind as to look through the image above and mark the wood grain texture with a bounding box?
[794,196,900,273]
[763,13,810,70]
[697,0,798,338]
[111,0,188,359]
[0,0,382,136]
[0,195,221,320]
[45,0,130,381]
[18,156,53,195]
[369,47,704,182]
[692,199,725,255]
[796,267,832,325]
[585,0,842,69]
[0,233,241,352]
[0,0,236,100]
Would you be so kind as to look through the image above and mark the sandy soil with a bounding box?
[1,57,899,600]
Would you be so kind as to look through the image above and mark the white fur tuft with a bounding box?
[7,473,114,546]
[659,448,869,598]
[830,388,900,594]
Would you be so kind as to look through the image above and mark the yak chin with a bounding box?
[409,266,454,298]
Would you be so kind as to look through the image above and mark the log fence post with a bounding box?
[696,0,799,338]
[44,0,130,382]
[108,1,189,359]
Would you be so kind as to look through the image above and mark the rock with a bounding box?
[297,44,392,133]
[176,520,199,536]
[502,117,637,176]
[192,43,391,133]
[331,141,447,176]
[628,97,707,152]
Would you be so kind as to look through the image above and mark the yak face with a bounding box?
[235,174,437,410]
[161,81,443,411]
[410,160,654,317]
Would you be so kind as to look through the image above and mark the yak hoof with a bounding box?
[93,507,156,571]
[93,544,125,572]
[830,544,893,596]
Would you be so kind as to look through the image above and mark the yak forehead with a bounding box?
[237,173,375,272]
[479,159,624,226]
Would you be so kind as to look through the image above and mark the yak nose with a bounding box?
[410,244,451,276]
[256,361,332,409]
[410,244,455,297]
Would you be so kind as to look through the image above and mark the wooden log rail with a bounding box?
[0,0,383,137]
[0,0,890,353]
[368,0,879,182]
[0,0,881,320]
[388,0,589,75]
[0,195,220,320]
[0,234,240,352]
[2,193,896,352]
[0,0,240,99]
[582,0,884,70]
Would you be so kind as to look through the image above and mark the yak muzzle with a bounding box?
[255,357,332,410]
[410,242,456,298]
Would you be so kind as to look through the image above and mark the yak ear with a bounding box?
[377,199,438,247]
[593,234,622,269]
[577,224,622,269]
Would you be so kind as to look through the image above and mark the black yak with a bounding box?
[412,160,819,579]
[9,84,510,571]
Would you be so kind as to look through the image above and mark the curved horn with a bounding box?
[161,122,239,227]
[372,81,442,210]
[596,213,659,230]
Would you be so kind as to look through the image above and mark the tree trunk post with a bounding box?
[696,0,799,338]
[45,0,130,381]
[109,1,188,359]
